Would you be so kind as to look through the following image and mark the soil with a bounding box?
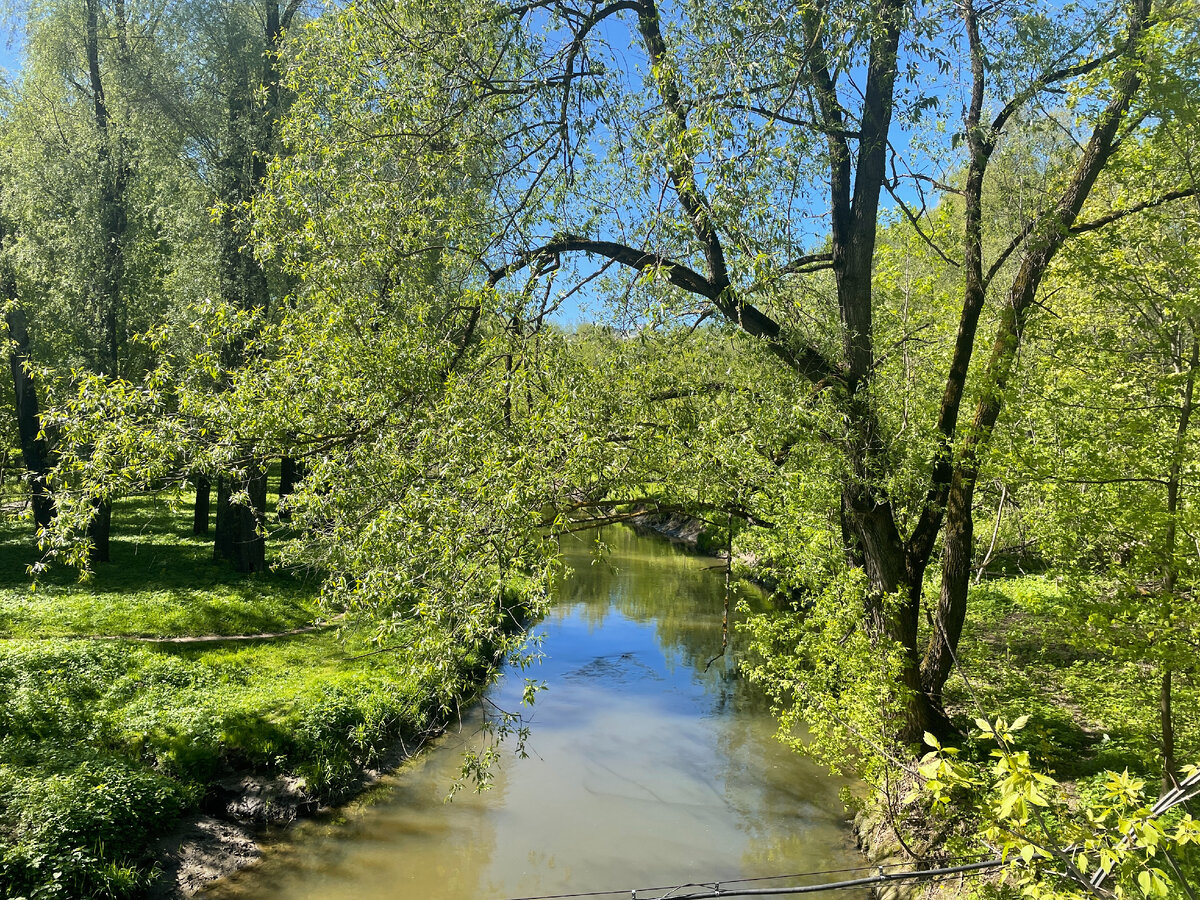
[147,728,441,896]
[149,817,261,899]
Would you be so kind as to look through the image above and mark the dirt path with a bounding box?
[0,622,339,643]
[123,624,331,643]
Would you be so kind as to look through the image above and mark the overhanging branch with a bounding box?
[487,234,714,297]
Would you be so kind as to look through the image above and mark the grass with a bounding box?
[929,574,1200,898]
[0,495,318,638]
[945,575,1198,783]
[0,493,481,900]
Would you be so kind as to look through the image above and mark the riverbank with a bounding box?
[0,494,495,899]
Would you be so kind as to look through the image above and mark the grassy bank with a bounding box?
[0,495,482,900]
[948,577,1198,782]
[855,573,1200,896]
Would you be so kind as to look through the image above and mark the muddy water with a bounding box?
[207,527,867,899]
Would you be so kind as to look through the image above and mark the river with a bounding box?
[206,526,867,899]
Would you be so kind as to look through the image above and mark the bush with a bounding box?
[0,756,190,899]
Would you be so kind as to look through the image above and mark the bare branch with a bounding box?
[883,179,961,269]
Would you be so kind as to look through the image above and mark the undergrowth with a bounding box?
[0,494,482,900]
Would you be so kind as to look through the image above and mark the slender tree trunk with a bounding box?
[1158,334,1196,793]
[193,475,211,534]
[277,457,303,521]
[84,0,128,558]
[917,0,1150,707]
[5,304,56,530]
[922,471,974,700]
[208,6,291,565]
[1162,668,1176,795]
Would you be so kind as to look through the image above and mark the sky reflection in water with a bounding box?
[208,527,867,900]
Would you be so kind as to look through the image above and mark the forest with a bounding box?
[1,0,1199,897]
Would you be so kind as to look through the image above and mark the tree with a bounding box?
[173,0,307,572]
[0,0,196,560]
[36,0,562,670]
[993,123,1200,795]
[33,0,1199,759]
[358,0,1189,742]
[1,237,55,530]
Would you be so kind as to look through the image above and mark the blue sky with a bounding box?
[1,20,23,75]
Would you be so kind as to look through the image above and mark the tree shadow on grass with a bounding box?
[0,494,321,637]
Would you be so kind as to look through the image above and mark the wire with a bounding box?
[493,858,1006,900]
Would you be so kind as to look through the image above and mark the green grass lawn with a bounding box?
[0,494,319,638]
[0,493,475,900]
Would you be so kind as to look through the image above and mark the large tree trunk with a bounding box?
[232,465,268,573]
[193,475,211,534]
[213,470,266,573]
[87,498,111,565]
[842,489,951,743]
[214,476,234,562]
[5,305,56,530]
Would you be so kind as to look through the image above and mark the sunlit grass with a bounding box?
[948,576,1199,782]
[0,493,319,637]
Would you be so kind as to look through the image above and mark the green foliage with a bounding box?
[946,577,1198,777]
[919,719,1200,899]
[3,4,1199,900]
[741,566,910,775]
[0,755,188,899]
[0,0,204,380]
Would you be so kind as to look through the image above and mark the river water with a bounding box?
[207,527,867,899]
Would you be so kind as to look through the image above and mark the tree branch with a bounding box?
[991,45,1125,137]
[883,179,961,269]
[634,0,730,294]
[719,102,860,138]
[487,235,837,385]
[486,233,713,296]
[778,251,834,276]
[1069,187,1199,236]
[985,187,1198,288]
[557,1,641,170]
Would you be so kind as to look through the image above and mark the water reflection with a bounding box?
[206,527,866,900]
